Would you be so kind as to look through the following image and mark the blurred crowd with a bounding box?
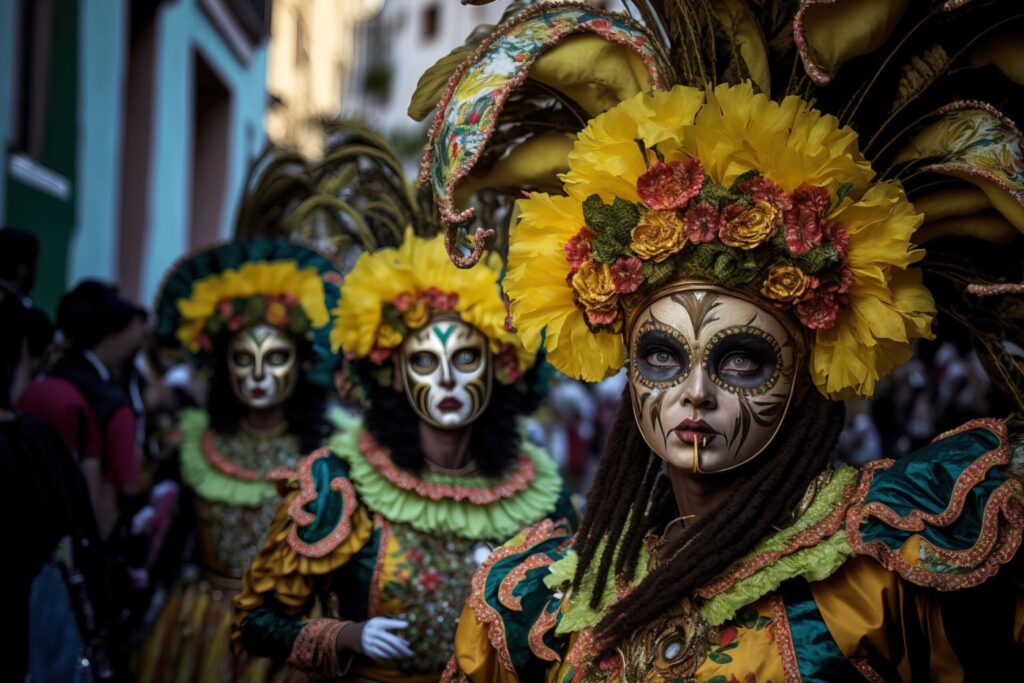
[0,225,1000,682]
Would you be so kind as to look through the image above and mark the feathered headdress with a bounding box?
[415,0,1024,405]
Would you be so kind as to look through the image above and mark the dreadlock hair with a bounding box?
[207,330,330,452]
[354,356,546,478]
[572,384,845,648]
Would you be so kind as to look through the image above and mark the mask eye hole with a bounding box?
[705,328,781,395]
[452,347,482,371]
[232,352,254,368]
[267,350,291,366]
[409,351,439,375]
[633,323,691,388]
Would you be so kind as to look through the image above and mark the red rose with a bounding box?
[217,300,234,317]
[564,227,595,270]
[199,333,213,353]
[826,266,853,295]
[610,256,644,293]
[637,159,705,211]
[784,184,831,255]
[737,176,792,211]
[795,292,840,330]
[682,200,722,244]
[393,293,413,312]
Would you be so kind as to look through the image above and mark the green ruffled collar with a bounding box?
[554,465,857,632]
[327,409,564,541]
[179,408,298,506]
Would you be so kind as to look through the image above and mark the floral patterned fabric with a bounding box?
[421,2,666,230]
[234,413,576,682]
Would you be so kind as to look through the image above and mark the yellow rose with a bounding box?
[266,301,288,327]
[630,210,687,262]
[760,263,808,303]
[376,323,404,348]
[402,298,430,329]
[720,200,778,250]
[571,261,617,308]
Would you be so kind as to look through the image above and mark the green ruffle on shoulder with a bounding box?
[552,534,651,636]
[326,409,565,541]
[699,465,857,626]
[179,408,279,506]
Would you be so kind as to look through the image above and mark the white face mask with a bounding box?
[227,324,299,410]
[399,315,493,429]
[627,286,802,474]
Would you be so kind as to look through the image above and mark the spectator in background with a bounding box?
[0,226,39,303]
[0,283,106,682]
[19,280,147,539]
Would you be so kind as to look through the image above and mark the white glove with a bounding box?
[360,617,414,660]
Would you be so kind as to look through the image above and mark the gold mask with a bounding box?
[627,283,804,474]
[227,324,299,410]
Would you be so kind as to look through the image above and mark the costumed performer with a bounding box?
[233,229,577,682]
[138,238,342,682]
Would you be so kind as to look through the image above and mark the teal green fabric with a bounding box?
[478,521,576,680]
[781,579,861,682]
[238,601,306,661]
[296,453,352,545]
[857,427,1006,554]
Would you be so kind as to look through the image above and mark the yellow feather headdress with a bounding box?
[332,229,536,384]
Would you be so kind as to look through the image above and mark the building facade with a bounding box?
[0,0,270,313]
[265,0,380,158]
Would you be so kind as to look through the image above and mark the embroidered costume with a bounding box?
[409,2,1024,680]
[138,239,342,682]
[233,231,577,681]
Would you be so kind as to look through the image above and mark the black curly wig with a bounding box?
[352,355,547,478]
[206,330,330,452]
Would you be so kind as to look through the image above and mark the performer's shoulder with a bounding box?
[845,417,1023,590]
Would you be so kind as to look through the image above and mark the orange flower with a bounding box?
[630,210,687,262]
[266,301,288,327]
[720,200,779,249]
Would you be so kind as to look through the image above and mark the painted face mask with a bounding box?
[627,283,804,474]
[399,315,493,429]
[227,324,299,410]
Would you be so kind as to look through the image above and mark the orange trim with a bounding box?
[769,594,801,682]
[367,514,390,616]
[845,418,1024,590]
[359,431,537,504]
[200,429,264,481]
[696,473,862,600]
[283,447,359,558]
[467,519,561,674]
[499,553,555,611]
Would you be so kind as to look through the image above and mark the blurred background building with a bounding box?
[1,0,272,313]
[265,0,381,158]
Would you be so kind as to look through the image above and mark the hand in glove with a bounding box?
[351,617,415,660]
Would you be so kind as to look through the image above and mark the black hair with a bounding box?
[56,280,146,351]
[352,356,546,477]
[574,385,845,648]
[0,227,39,294]
[0,284,29,408]
[206,330,329,452]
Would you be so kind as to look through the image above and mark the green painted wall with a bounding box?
[4,0,79,315]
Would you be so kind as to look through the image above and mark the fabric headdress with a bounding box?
[415,0,1024,404]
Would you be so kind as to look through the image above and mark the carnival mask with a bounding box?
[227,324,299,410]
[627,284,803,474]
[399,315,493,429]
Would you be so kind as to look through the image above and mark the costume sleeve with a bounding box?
[828,418,1024,678]
[232,447,374,675]
[445,518,576,683]
[105,406,140,488]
